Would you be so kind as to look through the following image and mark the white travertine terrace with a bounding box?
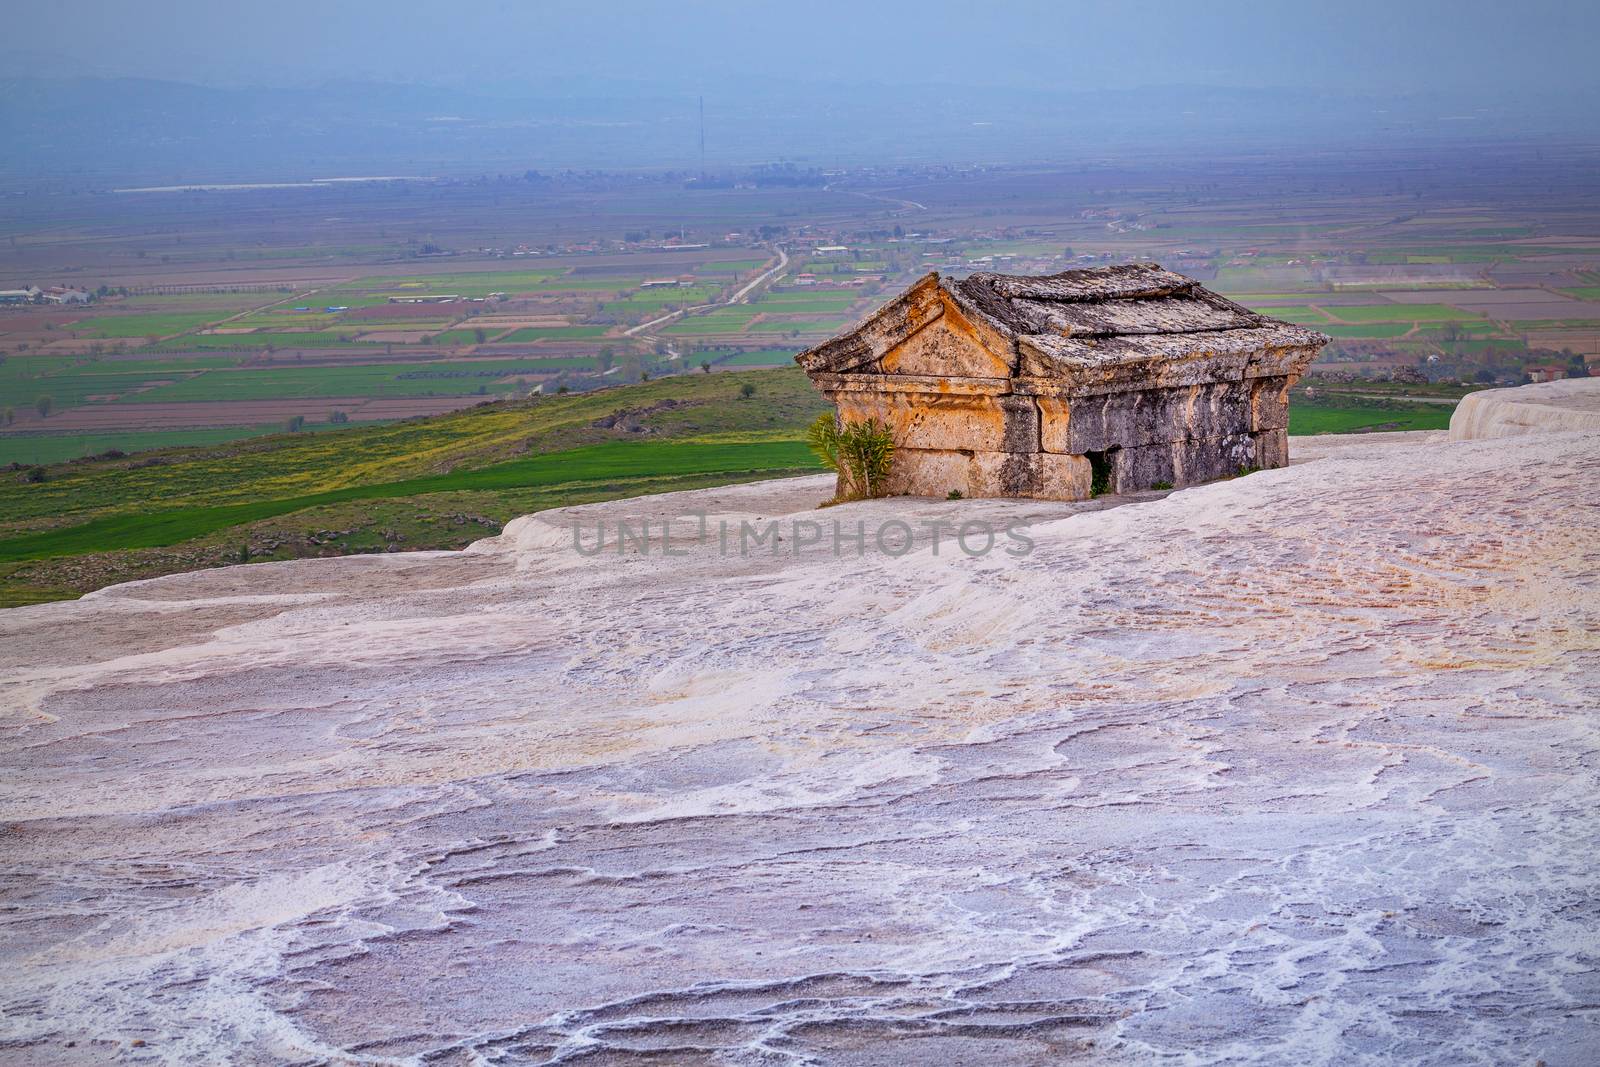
[1,423,1597,1064]
[1449,376,1600,440]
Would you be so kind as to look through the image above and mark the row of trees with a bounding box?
[0,396,54,426]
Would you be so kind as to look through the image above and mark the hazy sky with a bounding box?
[8,0,1597,97]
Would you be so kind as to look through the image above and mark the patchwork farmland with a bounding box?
[0,249,833,463]
[4,146,1599,466]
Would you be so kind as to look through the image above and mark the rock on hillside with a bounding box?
[1449,376,1600,440]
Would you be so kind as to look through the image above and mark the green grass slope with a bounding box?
[0,366,1460,608]
[0,368,829,606]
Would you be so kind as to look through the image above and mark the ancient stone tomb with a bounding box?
[795,264,1329,500]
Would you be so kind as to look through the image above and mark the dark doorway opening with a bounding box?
[1087,449,1116,497]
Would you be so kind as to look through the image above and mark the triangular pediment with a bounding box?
[794,273,1017,378]
[880,301,1013,378]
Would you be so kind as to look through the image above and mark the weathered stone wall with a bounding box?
[833,389,1011,453]
[1102,428,1286,494]
[881,447,1090,500]
[819,373,1296,501]
[798,269,1322,502]
[1049,376,1293,493]
[879,312,1012,378]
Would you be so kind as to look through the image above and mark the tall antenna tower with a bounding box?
[698,96,706,180]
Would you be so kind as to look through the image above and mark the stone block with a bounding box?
[999,394,1040,453]
[1111,442,1177,493]
[1037,395,1073,453]
[1066,384,1256,453]
[1176,433,1259,484]
[1250,378,1291,431]
[888,448,1079,500]
[836,394,1008,453]
[1038,452,1092,500]
[885,448,975,498]
[1186,381,1256,441]
[1068,391,1160,452]
[1254,428,1289,469]
[972,450,1042,498]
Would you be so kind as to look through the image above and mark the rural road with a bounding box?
[1338,392,1463,405]
[622,246,790,339]
[828,186,929,213]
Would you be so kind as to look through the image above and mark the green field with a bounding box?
[512,357,608,370]
[518,278,646,293]
[0,438,818,565]
[1,354,244,410]
[607,284,723,308]
[290,294,394,310]
[349,317,458,331]
[0,346,604,428]
[717,349,799,366]
[71,311,228,338]
[153,330,395,351]
[1319,323,1420,338]
[498,326,611,341]
[752,298,863,314]
[757,291,863,308]
[123,360,577,403]
[337,270,568,297]
[1243,304,1330,322]
[1365,245,1600,265]
[0,365,1467,608]
[118,293,280,309]
[229,311,344,329]
[666,310,759,334]
[0,368,832,606]
[0,423,357,466]
[1505,319,1600,331]
[747,318,848,333]
[1326,303,1481,323]
[698,259,769,273]
[1289,399,1455,435]
[402,328,484,345]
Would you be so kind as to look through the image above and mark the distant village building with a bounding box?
[0,285,90,304]
[1527,364,1569,383]
[796,264,1328,500]
[388,294,461,304]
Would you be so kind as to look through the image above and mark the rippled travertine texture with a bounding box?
[2,425,1598,1065]
[1449,377,1600,440]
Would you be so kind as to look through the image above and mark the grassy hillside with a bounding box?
[1288,402,1452,435]
[0,366,1459,608]
[0,368,831,607]
[1288,378,1461,436]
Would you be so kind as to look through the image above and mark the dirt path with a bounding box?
[622,247,790,339]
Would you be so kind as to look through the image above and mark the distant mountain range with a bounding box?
[3,74,1595,186]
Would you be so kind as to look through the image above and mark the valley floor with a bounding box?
[2,420,1597,1063]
